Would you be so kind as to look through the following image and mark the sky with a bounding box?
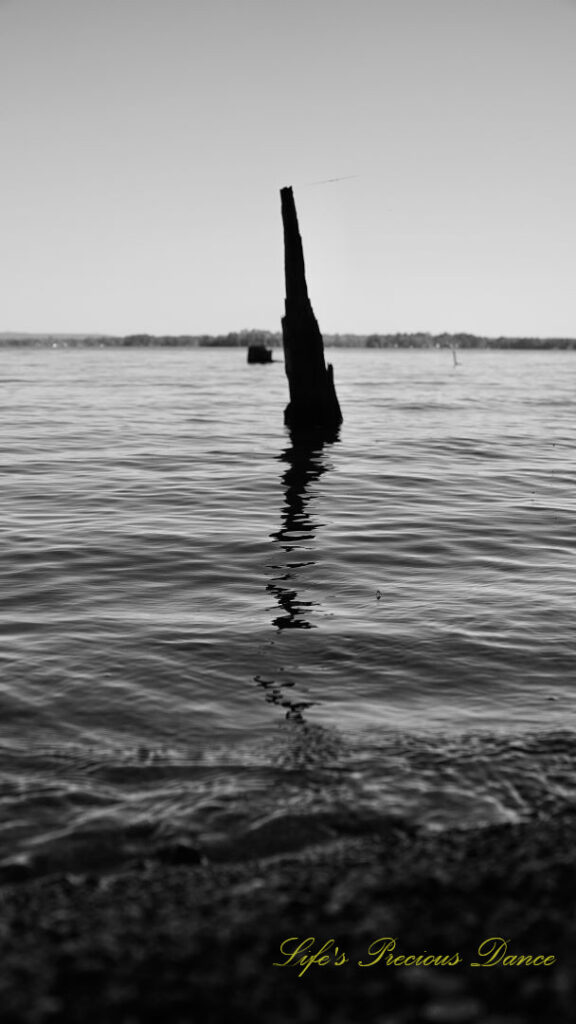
[1,0,575,337]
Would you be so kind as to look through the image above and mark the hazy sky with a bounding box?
[1,0,575,336]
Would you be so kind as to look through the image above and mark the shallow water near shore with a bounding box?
[1,347,576,875]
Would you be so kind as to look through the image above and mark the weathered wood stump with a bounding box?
[280,187,343,433]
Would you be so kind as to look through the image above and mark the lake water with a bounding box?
[2,347,576,875]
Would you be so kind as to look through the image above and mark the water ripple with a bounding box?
[1,348,576,872]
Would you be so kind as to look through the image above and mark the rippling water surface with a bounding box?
[2,347,576,874]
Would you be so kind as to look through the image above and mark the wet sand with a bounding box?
[1,810,575,1022]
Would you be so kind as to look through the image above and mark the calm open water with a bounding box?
[2,347,576,875]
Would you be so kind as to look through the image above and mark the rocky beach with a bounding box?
[1,805,575,1023]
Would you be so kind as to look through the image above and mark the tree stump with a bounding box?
[280,186,343,433]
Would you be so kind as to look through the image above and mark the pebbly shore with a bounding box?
[1,808,575,1023]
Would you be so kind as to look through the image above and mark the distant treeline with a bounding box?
[0,329,281,349]
[2,329,576,350]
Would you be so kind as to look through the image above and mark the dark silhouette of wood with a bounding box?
[247,344,273,364]
[280,187,343,432]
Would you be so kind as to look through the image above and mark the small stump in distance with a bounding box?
[247,344,273,364]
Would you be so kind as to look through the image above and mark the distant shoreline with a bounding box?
[2,330,576,350]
